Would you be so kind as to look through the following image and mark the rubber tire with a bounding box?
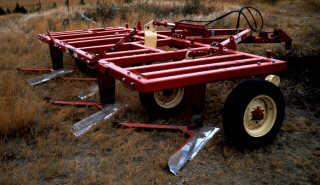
[74,58,96,77]
[223,79,285,146]
[139,89,185,117]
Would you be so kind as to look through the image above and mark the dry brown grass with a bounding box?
[0,31,44,135]
[0,0,98,10]
[0,82,40,135]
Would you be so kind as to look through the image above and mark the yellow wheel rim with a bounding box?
[243,95,277,137]
[154,88,184,109]
[265,75,280,87]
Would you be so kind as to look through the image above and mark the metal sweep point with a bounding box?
[27,69,73,86]
[168,126,220,175]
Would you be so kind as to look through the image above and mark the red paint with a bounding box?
[17,67,54,72]
[37,21,291,104]
[50,100,103,110]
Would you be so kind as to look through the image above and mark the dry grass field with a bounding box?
[0,0,319,184]
[0,0,105,11]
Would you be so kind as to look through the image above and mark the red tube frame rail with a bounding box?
[38,22,291,104]
[36,22,292,171]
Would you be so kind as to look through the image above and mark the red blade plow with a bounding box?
[20,6,292,175]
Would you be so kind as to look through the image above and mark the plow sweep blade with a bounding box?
[72,103,121,137]
[78,85,99,100]
[27,69,73,86]
[168,126,220,175]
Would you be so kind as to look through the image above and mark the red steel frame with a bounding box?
[37,21,292,129]
[34,22,292,169]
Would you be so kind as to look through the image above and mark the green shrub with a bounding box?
[0,7,6,15]
[13,3,28,14]
[182,0,200,15]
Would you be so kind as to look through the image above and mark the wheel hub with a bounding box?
[243,95,277,137]
[251,106,264,121]
[163,89,173,96]
[154,88,184,109]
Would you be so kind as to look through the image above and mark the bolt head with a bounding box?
[130,82,135,86]
[122,78,126,82]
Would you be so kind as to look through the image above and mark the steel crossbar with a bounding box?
[37,21,291,102]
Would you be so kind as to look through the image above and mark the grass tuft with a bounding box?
[0,71,42,135]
